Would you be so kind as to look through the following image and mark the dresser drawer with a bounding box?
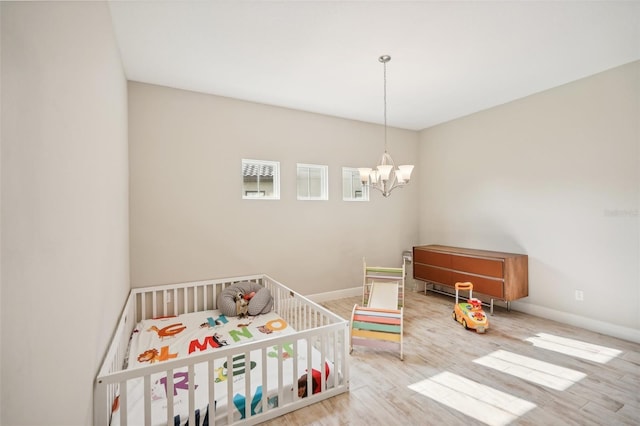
[451,255,503,278]
[413,249,451,268]
[451,272,504,298]
[414,264,451,285]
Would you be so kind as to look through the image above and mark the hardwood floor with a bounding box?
[260,289,640,425]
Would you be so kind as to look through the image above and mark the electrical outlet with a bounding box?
[575,290,584,301]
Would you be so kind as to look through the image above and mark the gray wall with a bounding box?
[128,82,420,294]
[418,61,640,341]
[1,2,129,425]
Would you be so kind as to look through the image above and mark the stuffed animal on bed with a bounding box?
[234,290,249,318]
[218,281,274,317]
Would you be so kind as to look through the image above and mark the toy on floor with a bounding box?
[350,258,405,360]
[452,282,489,333]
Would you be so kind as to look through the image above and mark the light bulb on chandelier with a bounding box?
[358,55,414,198]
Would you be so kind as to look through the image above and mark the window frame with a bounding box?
[296,163,329,201]
[241,159,280,200]
[342,167,369,201]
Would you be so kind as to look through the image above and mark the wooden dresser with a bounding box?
[413,245,528,311]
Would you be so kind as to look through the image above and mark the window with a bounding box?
[242,159,280,200]
[297,163,328,200]
[342,167,369,201]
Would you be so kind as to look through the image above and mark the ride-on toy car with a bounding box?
[452,282,489,333]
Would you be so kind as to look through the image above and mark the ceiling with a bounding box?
[108,1,640,131]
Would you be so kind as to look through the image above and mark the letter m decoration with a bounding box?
[188,335,220,354]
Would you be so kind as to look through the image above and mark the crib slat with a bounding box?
[202,284,207,310]
[306,338,313,392]
[320,335,327,393]
[210,284,214,310]
[208,284,213,310]
[120,380,128,425]
[153,292,158,318]
[297,300,302,329]
[140,293,146,323]
[208,359,215,424]
[166,369,174,425]
[209,284,213,310]
[261,346,268,414]
[226,354,234,425]
[302,304,307,329]
[144,375,151,426]
[203,285,207,311]
[277,344,284,405]
[183,287,188,315]
[311,305,316,329]
[172,288,177,316]
[244,350,251,420]
[291,338,298,401]
[336,330,343,381]
[188,364,196,425]
[200,285,205,311]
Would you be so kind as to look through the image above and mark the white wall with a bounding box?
[419,61,640,342]
[1,2,129,425]
[128,82,419,294]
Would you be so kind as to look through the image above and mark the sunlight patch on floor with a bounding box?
[408,371,537,426]
[473,350,587,391]
[525,333,622,363]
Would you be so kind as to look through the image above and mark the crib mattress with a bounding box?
[110,309,334,425]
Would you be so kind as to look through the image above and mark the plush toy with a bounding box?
[234,291,249,318]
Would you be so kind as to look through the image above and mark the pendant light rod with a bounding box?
[380,55,390,153]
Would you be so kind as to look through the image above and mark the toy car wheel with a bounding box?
[462,319,468,329]
[452,311,457,321]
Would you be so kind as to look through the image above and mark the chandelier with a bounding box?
[358,55,414,198]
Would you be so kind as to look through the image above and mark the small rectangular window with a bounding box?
[297,163,328,200]
[242,159,280,200]
[343,167,369,201]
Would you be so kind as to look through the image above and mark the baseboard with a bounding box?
[307,286,361,303]
[511,301,640,344]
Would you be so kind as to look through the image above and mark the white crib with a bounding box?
[94,274,350,425]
